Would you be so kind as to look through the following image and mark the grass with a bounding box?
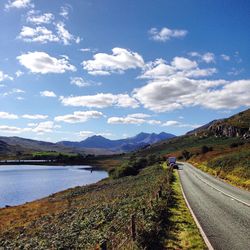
[0,164,172,249]
[164,170,207,249]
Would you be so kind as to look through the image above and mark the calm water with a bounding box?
[0,165,108,208]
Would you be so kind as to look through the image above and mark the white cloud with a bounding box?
[0,71,13,82]
[107,116,145,125]
[171,57,197,70]
[54,111,103,123]
[202,52,215,63]
[147,119,162,125]
[133,77,250,112]
[17,51,76,74]
[107,113,160,125]
[60,93,139,109]
[79,130,95,138]
[5,0,33,9]
[26,10,54,24]
[2,88,25,97]
[80,48,91,52]
[82,47,144,75]
[116,94,139,108]
[27,122,37,127]
[162,120,201,128]
[56,22,79,45]
[221,54,230,61]
[32,121,55,134]
[189,52,215,63]
[149,27,188,42]
[15,70,24,77]
[162,120,180,126]
[22,114,48,119]
[0,125,25,133]
[127,113,151,119]
[60,5,71,19]
[70,77,91,87]
[40,90,57,97]
[19,26,59,43]
[140,57,216,80]
[0,112,18,119]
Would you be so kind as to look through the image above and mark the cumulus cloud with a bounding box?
[0,125,25,133]
[162,120,201,128]
[56,22,80,45]
[22,114,48,119]
[32,121,55,133]
[221,54,230,61]
[70,77,91,87]
[189,52,215,63]
[17,51,76,74]
[5,0,33,9]
[140,57,216,80]
[26,10,54,24]
[171,57,197,70]
[107,113,160,125]
[107,116,145,125]
[149,27,187,42]
[54,111,103,123]
[82,48,144,75]
[19,26,59,43]
[60,93,139,109]
[0,111,18,119]
[162,120,180,126]
[40,90,57,97]
[133,77,250,112]
[127,113,151,119]
[0,71,13,82]
[2,88,25,97]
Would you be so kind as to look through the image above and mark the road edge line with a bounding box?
[178,170,214,250]
[185,163,250,208]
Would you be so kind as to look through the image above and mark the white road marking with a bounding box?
[186,164,250,208]
[178,171,214,250]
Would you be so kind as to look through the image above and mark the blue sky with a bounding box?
[0,0,249,142]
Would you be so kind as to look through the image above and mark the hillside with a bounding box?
[188,108,250,138]
[0,136,81,159]
[132,109,250,189]
[58,132,176,153]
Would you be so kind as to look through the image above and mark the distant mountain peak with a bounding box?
[58,132,176,153]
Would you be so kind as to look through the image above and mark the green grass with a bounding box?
[32,151,76,157]
[164,170,207,249]
[0,164,172,249]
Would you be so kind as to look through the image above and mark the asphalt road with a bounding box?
[178,162,250,250]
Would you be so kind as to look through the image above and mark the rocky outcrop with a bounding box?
[207,122,250,139]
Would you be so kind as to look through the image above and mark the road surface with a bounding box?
[178,162,250,250]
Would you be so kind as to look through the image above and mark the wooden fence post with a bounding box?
[131,214,136,241]
[100,240,107,250]
[142,207,146,216]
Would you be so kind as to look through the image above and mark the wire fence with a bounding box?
[95,166,173,250]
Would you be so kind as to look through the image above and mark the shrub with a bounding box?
[200,145,213,154]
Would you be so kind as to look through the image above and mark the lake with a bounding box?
[0,165,108,208]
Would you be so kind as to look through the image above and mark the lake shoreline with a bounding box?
[0,165,108,208]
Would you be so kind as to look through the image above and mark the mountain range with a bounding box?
[57,132,176,153]
[0,132,175,158]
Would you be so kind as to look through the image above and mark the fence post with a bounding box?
[100,240,107,250]
[142,207,146,216]
[158,189,162,198]
[131,214,136,241]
